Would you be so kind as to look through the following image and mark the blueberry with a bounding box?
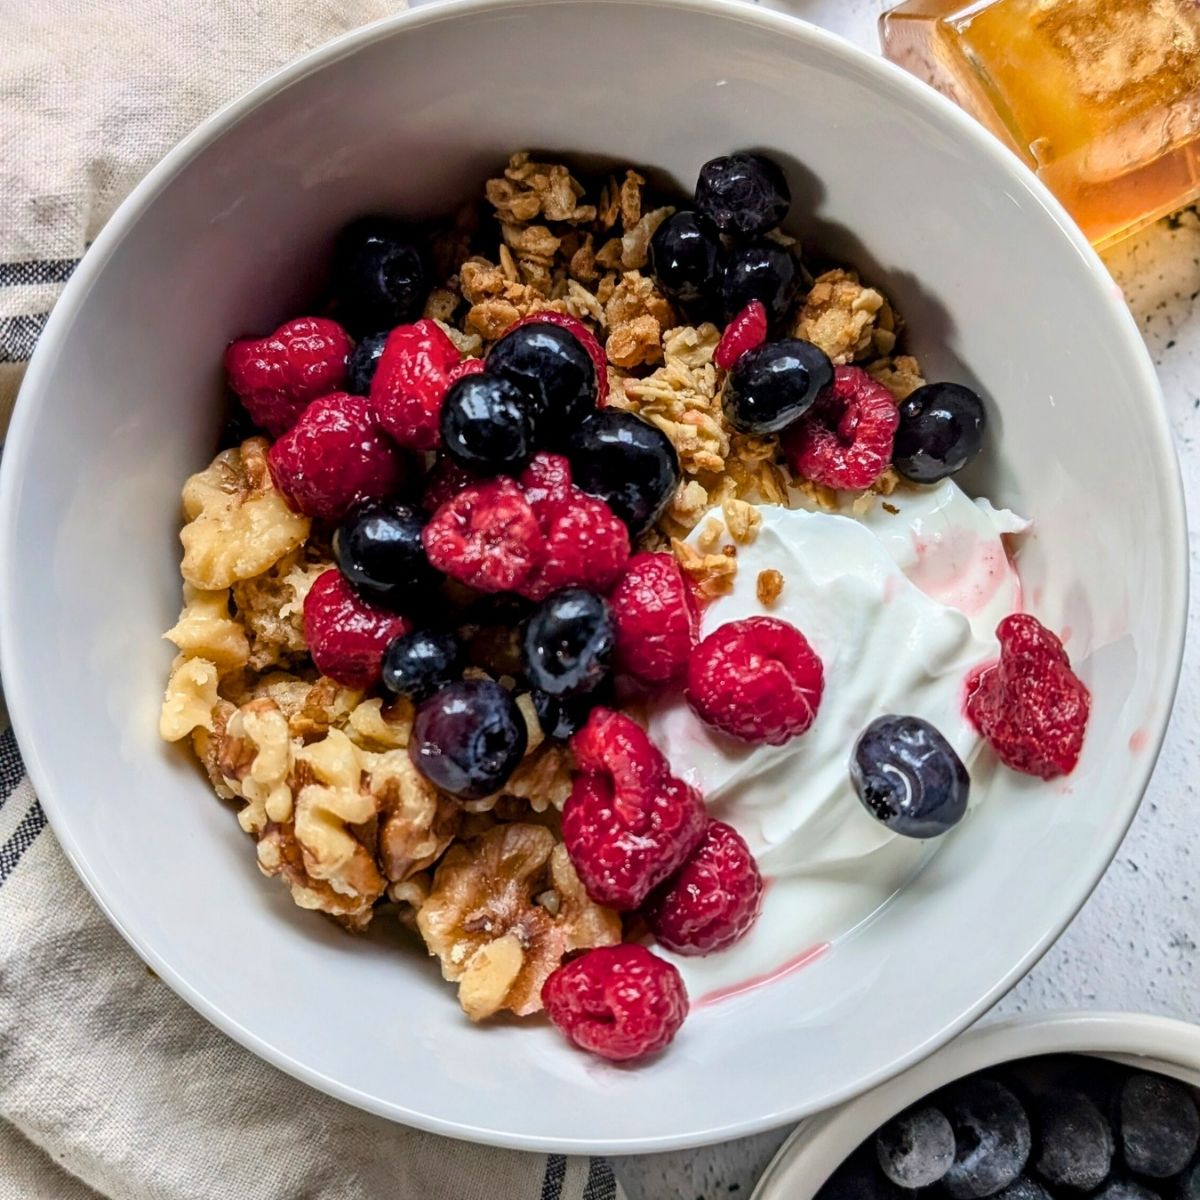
[382,630,464,703]
[522,588,615,698]
[1096,1180,1163,1200]
[695,152,791,239]
[941,1078,1032,1199]
[892,382,987,484]
[334,217,428,336]
[1034,1090,1114,1191]
[439,372,538,475]
[1121,1075,1200,1178]
[487,322,597,436]
[850,715,970,839]
[409,679,527,800]
[649,211,723,306]
[333,500,433,610]
[995,1179,1053,1200]
[532,682,613,741]
[722,338,833,435]
[564,409,681,538]
[722,241,800,325]
[347,331,390,395]
[817,1147,905,1200]
[876,1104,956,1188]
[1178,1159,1200,1200]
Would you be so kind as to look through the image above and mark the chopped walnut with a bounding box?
[218,697,295,834]
[485,153,597,225]
[500,743,573,813]
[793,269,886,365]
[367,748,460,883]
[723,498,762,545]
[249,673,363,741]
[672,537,738,601]
[231,550,328,671]
[190,698,236,798]
[160,656,221,742]
[418,824,619,1020]
[164,586,249,676]
[179,438,310,590]
[757,569,784,607]
[867,354,926,401]
[346,696,414,751]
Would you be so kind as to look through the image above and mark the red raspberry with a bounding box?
[519,492,631,601]
[303,569,410,689]
[267,392,407,521]
[224,317,352,438]
[422,478,544,593]
[421,456,479,513]
[519,452,574,510]
[783,365,899,490]
[542,944,688,1062]
[369,319,462,451]
[447,356,486,383]
[610,552,699,684]
[646,820,763,955]
[966,613,1090,779]
[714,300,768,370]
[687,616,824,745]
[504,311,609,404]
[564,709,708,909]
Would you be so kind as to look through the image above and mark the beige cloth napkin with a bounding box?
[0,5,621,1197]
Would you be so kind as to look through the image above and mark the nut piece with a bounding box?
[250,673,363,741]
[368,748,460,883]
[793,269,885,365]
[180,438,310,590]
[417,824,620,1020]
[218,698,295,834]
[164,585,250,676]
[757,568,784,607]
[160,656,221,742]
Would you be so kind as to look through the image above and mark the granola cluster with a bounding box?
[160,151,928,1023]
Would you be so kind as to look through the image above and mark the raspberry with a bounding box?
[267,392,407,521]
[503,311,609,404]
[542,944,688,1062]
[564,709,708,909]
[422,478,544,593]
[519,451,574,509]
[687,616,824,745]
[446,356,486,383]
[966,613,1090,778]
[519,491,631,601]
[421,456,480,513]
[610,552,698,684]
[645,820,763,955]
[783,365,899,490]
[303,568,410,689]
[713,300,768,370]
[369,319,463,451]
[224,317,352,438]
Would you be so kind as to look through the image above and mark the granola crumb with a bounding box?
[793,269,886,365]
[757,569,784,607]
[697,517,725,553]
[723,498,762,545]
[672,537,738,601]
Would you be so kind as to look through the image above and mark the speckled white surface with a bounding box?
[614,4,1200,1196]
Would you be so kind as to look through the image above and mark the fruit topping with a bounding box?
[518,488,630,603]
[382,629,465,703]
[333,217,428,335]
[224,317,352,437]
[850,715,970,839]
[721,240,800,325]
[439,371,538,476]
[531,686,611,742]
[1120,1074,1199,1178]
[876,1105,957,1189]
[409,678,527,800]
[487,320,597,435]
[687,616,824,746]
[542,943,688,1062]
[714,300,769,370]
[722,338,834,434]
[783,364,900,490]
[1033,1090,1113,1191]
[521,587,615,698]
[501,311,609,405]
[893,381,987,483]
[333,500,433,610]
[649,210,723,307]
[346,330,389,396]
[267,392,407,521]
[369,318,463,452]
[966,614,1090,779]
[695,152,791,238]
[302,568,410,689]
[610,552,698,685]
[941,1079,1032,1200]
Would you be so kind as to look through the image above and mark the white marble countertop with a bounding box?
[614,3,1200,1195]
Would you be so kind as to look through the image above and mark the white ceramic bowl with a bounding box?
[0,0,1186,1154]
[753,1012,1200,1199]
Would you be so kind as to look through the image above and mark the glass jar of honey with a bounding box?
[880,0,1200,248]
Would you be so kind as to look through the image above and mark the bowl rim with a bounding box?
[0,0,1188,1154]
[752,1011,1200,1199]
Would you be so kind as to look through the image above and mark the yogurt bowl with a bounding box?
[0,0,1186,1152]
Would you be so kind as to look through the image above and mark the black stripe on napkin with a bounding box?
[0,257,78,288]
[0,727,24,809]
[0,798,46,885]
[583,1159,617,1200]
[0,312,49,363]
[541,1154,567,1200]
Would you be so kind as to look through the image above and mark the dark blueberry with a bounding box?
[563,409,681,538]
[892,382,987,484]
[439,372,537,475]
[649,211,723,306]
[347,331,390,395]
[722,338,833,435]
[1178,1159,1200,1200]
[531,682,613,741]
[487,322,597,436]
[1033,1090,1113,1191]
[695,152,791,239]
[333,500,433,610]
[409,679,527,800]
[995,1179,1053,1200]
[382,630,464,703]
[817,1147,905,1200]
[850,715,970,839]
[876,1104,956,1188]
[1096,1180,1162,1200]
[219,402,265,450]
[334,217,428,335]
[722,241,800,325]
[941,1078,1032,1199]
[1121,1075,1200,1178]
[522,588,615,698]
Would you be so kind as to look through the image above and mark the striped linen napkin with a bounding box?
[0,5,621,1198]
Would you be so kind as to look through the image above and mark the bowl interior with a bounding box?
[0,0,1184,1152]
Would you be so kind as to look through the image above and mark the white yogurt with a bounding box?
[648,480,1027,1002]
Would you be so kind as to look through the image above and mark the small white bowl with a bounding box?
[753,1012,1200,1199]
[0,0,1187,1154]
